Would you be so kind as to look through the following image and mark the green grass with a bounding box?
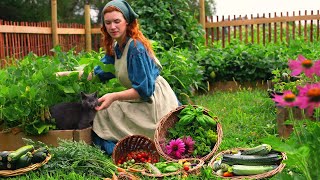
[194,88,277,151]
[6,89,284,179]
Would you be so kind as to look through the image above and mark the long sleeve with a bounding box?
[127,41,160,100]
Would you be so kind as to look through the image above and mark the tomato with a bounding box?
[183,165,190,171]
[223,172,234,177]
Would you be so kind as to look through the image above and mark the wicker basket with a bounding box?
[112,135,160,166]
[154,105,223,161]
[208,148,287,179]
[0,153,51,177]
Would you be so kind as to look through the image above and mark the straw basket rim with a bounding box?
[154,105,223,162]
[112,134,160,165]
[0,153,52,177]
[208,148,287,179]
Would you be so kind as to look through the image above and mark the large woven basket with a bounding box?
[208,148,287,179]
[112,134,160,166]
[154,105,223,162]
[0,153,51,177]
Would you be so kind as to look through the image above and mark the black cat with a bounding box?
[49,91,99,130]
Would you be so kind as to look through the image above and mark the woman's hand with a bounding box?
[95,93,117,111]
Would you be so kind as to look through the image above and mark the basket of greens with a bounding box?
[154,105,223,161]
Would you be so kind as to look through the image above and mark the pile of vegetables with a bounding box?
[166,105,218,158]
[211,144,284,177]
[0,144,49,170]
[117,150,156,169]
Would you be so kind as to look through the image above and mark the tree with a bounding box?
[0,0,87,23]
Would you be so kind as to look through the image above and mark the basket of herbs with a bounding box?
[154,105,223,161]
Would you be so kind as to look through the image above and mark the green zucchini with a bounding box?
[241,144,272,155]
[36,146,49,155]
[222,153,283,166]
[0,151,11,162]
[231,165,276,175]
[16,152,33,169]
[7,145,34,162]
[0,161,8,170]
[31,151,47,163]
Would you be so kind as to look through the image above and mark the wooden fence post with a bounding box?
[85,2,92,52]
[199,0,206,45]
[51,0,58,47]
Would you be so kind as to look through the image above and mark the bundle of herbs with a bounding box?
[39,140,117,179]
[166,105,219,159]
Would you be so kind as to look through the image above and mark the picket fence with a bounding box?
[205,10,320,47]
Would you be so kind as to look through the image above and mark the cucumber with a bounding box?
[241,144,272,155]
[222,153,283,166]
[232,165,276,175]
[16,152,33,169]
[7,145,34,162]
[0,151,11,162]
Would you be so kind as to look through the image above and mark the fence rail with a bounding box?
[205,10,320,47]
[0,19,101,67]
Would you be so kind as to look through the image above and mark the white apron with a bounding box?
[93,39,178,141]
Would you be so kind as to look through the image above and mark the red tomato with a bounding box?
[223,172,234,177]
[183,165,190,171]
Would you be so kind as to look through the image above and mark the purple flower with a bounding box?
[272,90,301,107]
[182,136,195,155]
[297,83,320,116]
[166,138,185,159]
[289,55,317,78]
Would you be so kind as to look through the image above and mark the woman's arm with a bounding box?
[95,88,140,111]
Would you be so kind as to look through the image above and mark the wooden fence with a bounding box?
[205,10,320,47]
[0,20,101,67]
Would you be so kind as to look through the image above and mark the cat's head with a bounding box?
[80,91,99,109]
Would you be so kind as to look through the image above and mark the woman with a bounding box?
[90,0,179,155]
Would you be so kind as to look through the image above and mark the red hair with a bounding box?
[101,6,155,58]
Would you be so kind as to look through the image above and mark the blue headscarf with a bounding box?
[101,0,138,24]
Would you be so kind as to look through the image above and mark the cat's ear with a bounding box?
[80,91,86,98]
[94,91,98,98]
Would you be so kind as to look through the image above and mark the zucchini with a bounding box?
[7,145,34,162]
[0,151,11,162]
[232,165,276,175]
[31,151,47,163]
[36,146,49,155]
[0,161,7,170]
[222,153,283,165]
[16,152,33,169]
[241,144,272,155]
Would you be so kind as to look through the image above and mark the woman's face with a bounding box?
[104,11,127,43]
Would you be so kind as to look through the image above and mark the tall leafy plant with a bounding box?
[130,0,205,50]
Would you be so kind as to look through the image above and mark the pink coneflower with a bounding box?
[182,136,195,155]
[272,90,301,107]
[166,138,185,159]
[297,83,320,116]
[288,55,317,79]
